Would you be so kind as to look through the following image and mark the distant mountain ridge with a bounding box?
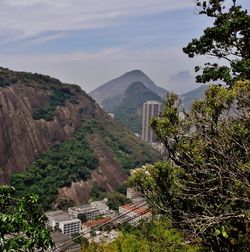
[89,70,168,105]
[90,70,208,134]
[110,82,163,134]
[181,85,208,110]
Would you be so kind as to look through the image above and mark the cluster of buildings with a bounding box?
[45,188,150,251]
[45,199,111,237]
[44,101,164,250]
[68,198,109,220]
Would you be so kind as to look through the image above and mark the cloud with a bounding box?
[0,0,193,43]
[0,45,205,93]
[167,71,197,94]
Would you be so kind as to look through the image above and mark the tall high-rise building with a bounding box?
[141,101,162,143]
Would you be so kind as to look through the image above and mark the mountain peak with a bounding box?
[89,70,168,105]
[124,69,145,76]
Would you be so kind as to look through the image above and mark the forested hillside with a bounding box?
[0,67,161,208]
[105,82,163,133]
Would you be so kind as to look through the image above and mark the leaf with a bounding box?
[221,226,229,239]
[215,229,221,236]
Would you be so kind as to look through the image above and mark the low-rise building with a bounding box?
[68,199,109,220]
[49,231,81,252]
[45,210,81,237]
[82,217,112,235]
[118,203,151,225]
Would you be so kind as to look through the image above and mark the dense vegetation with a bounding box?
[10,117,161,210]
[130,1,250,250]
[0,185,53,251]
[183,0,250,85]
[0,67,82,121]
[102,82,163,134]
[85,118,162,170]
[131,81,250,251]
[0,67,61,88]
[11,127,99,210]
[113,82,163,134]
[82,218,201,251]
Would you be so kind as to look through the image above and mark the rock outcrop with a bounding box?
[0,82,97,183]
[0,68,160,205]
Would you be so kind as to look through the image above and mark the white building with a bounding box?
[45,210,81,237]
[68,199,109,220]
[142,101,163,143]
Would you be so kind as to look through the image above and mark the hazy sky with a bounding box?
[0,0,249,94]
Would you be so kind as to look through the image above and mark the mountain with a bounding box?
[181,85,208,110]
[89,70,168,134]
[89,70,168,105]
[110,82,163,134]
[0,67,161,209]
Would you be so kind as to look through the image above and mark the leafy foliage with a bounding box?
[0,67,61,88]
[10,116,160,210]
[77,213,87,222]
[181,85,208,111]
[130,81,250,251]
[0,185,53,251]
[83,218,201,252]
[0,67,81,121]
[183,0,250,85]
[57,198,75,210]
[11,127,99,210]
[130,2,250,249]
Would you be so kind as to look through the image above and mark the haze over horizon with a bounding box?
[0,0,249,94]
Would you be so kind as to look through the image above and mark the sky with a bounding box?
[0,0,249,94]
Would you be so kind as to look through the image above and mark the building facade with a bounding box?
[82,217,112,234]
[118,203,151,225]
[45,210,81,237]
[141,101,162,143]
[68,199,109,220]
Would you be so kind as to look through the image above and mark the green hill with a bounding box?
[0,67,161,209]
[108,82,163,134]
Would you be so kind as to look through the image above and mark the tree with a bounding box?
[82,218,200,252]
[130,80,250,251]
[77,213,87,223]
[183,0,250,85]
[0,185,53,251]
[130,1,250,250]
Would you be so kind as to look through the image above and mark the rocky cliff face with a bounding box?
[0,68,161,206]
[0,80,97,183]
